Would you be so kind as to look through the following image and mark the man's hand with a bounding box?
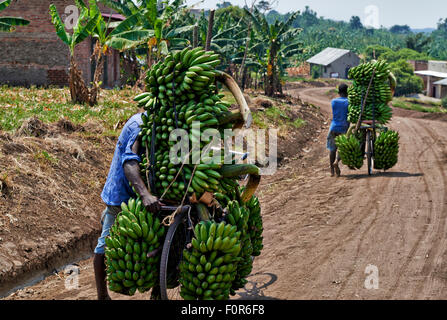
[142,194,163,213]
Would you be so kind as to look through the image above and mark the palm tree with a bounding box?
[247,8,301,96]
[0,0,29,32]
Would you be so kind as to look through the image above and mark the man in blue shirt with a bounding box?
[327,83,350,177]
[93,112,163,300]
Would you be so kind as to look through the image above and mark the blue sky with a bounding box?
[186,0,447,29]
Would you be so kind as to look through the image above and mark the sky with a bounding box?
[185,0,447,29]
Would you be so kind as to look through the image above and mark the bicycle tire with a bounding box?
[160,210,187,300]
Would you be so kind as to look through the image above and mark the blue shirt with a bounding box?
[329,97,349,133]
[101,113,145,206]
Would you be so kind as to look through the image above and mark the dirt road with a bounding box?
[5,87,447,300]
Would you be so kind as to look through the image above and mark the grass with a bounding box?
[251,102,306,135]
[392,97,447,114]
[0,85,140,132]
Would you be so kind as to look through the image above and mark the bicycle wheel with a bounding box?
[160,209,188,300]
[366,130,373,176]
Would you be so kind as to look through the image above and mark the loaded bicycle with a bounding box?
[343,60,397,175]
[105,50,264,300]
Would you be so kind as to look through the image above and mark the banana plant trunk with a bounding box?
[69,56,89,105]
[265,44,277,97]
[89,53,104,106]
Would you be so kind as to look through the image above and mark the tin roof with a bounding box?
[414,70,447,78]
[434,78,447,85]
[306,47,352,66]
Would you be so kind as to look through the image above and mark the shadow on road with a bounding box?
[235,272,280,300]
[344,171,424,180]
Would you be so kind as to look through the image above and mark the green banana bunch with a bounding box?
[224,201,253,294]
[348,60,391,85]
[348,103,392,124]
[335,134,364,170]
[179,220,242,300]
[135,47,257,202]
[105,197,166,296]
[348,81,392,106]
[374,130,399,170]
[246,195,263,257]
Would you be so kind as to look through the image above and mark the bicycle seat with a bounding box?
[362,120,374,125]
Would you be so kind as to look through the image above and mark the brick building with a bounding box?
[0,0,122,88]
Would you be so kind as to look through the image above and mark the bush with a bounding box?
[389,59,424,96]
[442,97,447,109]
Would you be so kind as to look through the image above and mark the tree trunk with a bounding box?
[265,45,277,97]
[205,10,215,51]
[241,66,247,92]
[193,25,199,48]
[89,53,104,106]
[69,56,89,104]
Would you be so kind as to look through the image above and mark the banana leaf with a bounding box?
[49,4,71,46]
[0,0,11,11]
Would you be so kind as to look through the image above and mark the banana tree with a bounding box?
[49,1,100,105]
[78,0,155,104]
[0,0,29,32]
[99,0,192,60]
[247,8,301,96]
[99,0,194,87]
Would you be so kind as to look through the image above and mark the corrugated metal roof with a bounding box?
[414,70,447,78]
[434,78,447,85]
[306,47,352,66]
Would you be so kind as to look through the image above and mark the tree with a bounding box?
[49,1,100,105]
[247,8,301,96]
[405,33,431,53]
[389,24,411,34]
[217,1,233,9]
[389,59,424,96]
[0,0,29,32]
[349,16,363,30]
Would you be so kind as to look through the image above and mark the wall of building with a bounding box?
[324,52,360,79]
[408,60,429,72]
[0,0,120,88]
[428,60,447,73]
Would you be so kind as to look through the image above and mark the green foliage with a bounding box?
[49,2,99,55]
[389,59,424,96]
[442,97,447,109]
[0,0,30,32]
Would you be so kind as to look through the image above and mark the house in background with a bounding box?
[306,47,360,79]
[433,78,447,99]
[0,0,123,88]
[413,60,447,99]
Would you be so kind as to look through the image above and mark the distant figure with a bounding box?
[327,84,350,177]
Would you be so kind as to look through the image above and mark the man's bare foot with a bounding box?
[334,163,341,177]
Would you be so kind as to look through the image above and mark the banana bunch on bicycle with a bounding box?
[336,60,400,171]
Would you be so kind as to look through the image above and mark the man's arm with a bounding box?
[123,138,162,213]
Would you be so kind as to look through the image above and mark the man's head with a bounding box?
[338,83,348,97]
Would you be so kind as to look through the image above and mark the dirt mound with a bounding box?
[15,117,49,138]
[253,97,274,109]
[0,127,116,297]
